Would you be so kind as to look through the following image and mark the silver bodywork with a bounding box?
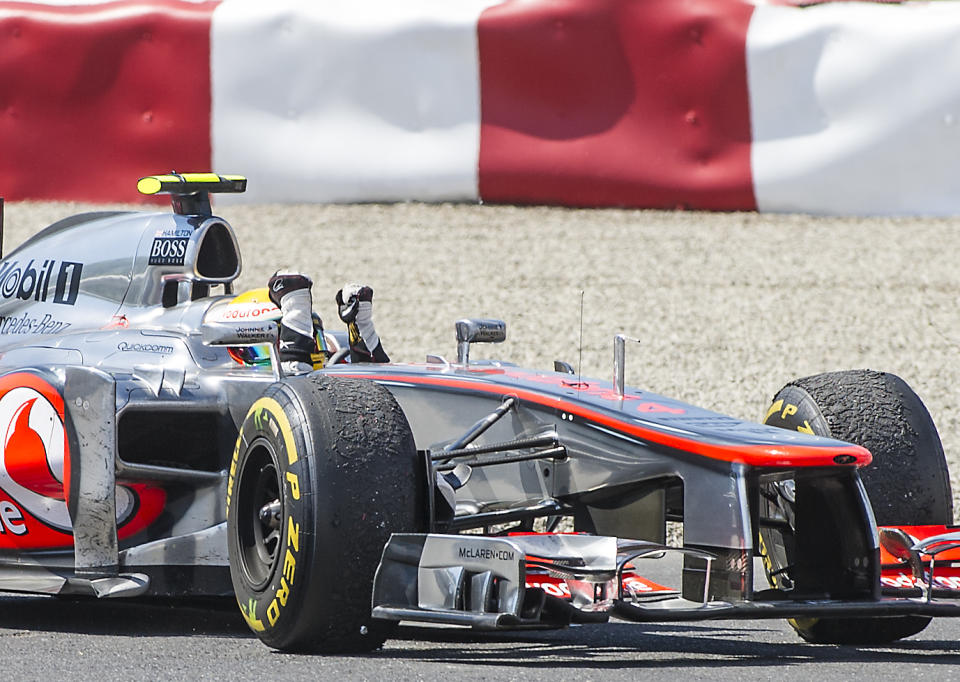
[0,196,884,601]
[0,209,270,595]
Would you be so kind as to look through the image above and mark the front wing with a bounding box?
[371,530,960,629]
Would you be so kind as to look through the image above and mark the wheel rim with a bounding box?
[236,439,283,590]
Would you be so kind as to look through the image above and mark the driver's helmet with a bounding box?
[222,288,330,367]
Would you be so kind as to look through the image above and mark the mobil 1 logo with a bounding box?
[149,231,190,266]
[0,259,82,305]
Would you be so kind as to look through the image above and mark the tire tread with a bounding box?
[763,369,952,644]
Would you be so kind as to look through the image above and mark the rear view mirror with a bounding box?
[455,318,506,364]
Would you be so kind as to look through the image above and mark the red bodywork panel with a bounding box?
[881,524,960,592]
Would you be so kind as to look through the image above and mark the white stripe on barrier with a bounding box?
[211,0,500,204]
[748,2,960,215]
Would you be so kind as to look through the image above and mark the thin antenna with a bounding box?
[577,290,584,388]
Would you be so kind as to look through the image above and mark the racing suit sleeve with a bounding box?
[268,272,321,375]
[337,284,390,363]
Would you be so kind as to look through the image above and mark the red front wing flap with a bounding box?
[880,524,960,593]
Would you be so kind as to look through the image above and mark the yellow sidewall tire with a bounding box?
[762,370,950,644]
[227,375,423,653]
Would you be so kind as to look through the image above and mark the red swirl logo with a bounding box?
[0,374,135,534]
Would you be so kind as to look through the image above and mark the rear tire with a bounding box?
[227,374,423,653]
[762,369,952,644]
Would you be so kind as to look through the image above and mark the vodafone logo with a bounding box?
[0,374,134,534]
[211,301,281,322]
[0,385,71,531]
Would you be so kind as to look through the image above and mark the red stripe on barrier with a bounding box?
[477,0,757,211]
[0,0,217,202]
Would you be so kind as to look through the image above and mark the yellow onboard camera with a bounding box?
[137,172,247,216]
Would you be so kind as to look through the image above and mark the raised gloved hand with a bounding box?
[268,271,316,373]
[335,283,373,324]
[335,283,388,363]
[268,271,313,309]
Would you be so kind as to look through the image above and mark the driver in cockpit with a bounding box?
[267,272,464,517]
[267,271,389,375]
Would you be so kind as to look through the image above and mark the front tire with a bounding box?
[227,374,422,653]
[762,370,953,644]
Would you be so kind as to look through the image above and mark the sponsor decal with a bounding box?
[211,301,280,322]
[117,341,174,354]
[764,399,815,434]
[233,398,301,631]
[524,574,673,598]
[0,373,157,545]
[233,325,278,343]
[149,237,189,266]
[0,313,71,336]
[458,545,516,562]
[0,379,71,533]
[526,580,571,598]
[239,597,265,632]
[0,500,25,535]
[882,571,960,591]
[155,228,192,238]
[266,514,299,627]
[0,259,82,306]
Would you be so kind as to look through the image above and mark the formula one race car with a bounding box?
[0,174,957,653]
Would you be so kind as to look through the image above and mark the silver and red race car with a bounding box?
[0,174,956,653]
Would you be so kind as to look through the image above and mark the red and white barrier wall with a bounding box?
[2,0,960,214]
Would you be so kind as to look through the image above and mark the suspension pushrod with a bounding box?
[435,446,567,471]
[432,433,558,461]
[442,396,518,452]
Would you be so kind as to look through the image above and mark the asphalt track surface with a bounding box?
[3,201,960,677]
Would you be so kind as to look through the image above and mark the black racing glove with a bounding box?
[268,271,316,371]
[336,285,373,324]
[268,272,313,309]
[335,284,389,363]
